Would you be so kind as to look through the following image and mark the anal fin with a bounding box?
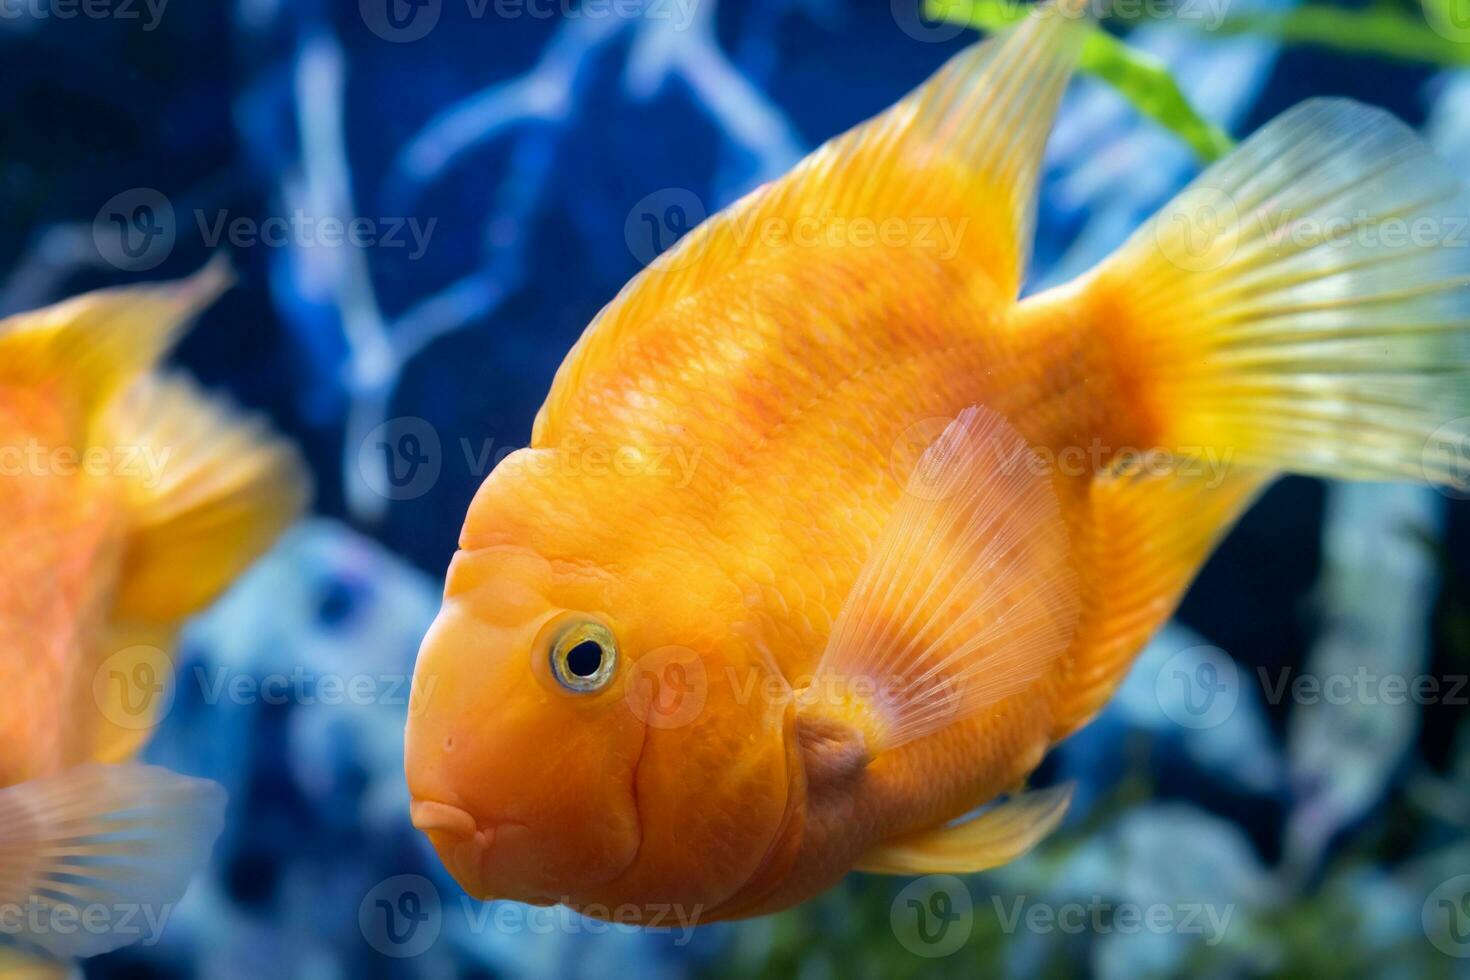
[1049,462,1272,740]
[857,783,1073,875]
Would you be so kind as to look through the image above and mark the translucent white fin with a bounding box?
[1083,99,1470,489]
[798,406,1080,756]
[0,764,225,960]
[857,783,1072,875]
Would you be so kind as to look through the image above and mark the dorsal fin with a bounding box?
[534,1,1088,443]
[0,260,230,425]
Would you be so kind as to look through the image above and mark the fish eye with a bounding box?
[550,621,618,693]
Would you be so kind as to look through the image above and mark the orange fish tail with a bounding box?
[1075,99,1470,487]
[1039,98,1470,737]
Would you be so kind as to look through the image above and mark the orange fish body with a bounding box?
[0,267,306,965]
[407,2,1470,923]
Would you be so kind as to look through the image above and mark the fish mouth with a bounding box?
[410,799,546,898]
[409,799,479,837]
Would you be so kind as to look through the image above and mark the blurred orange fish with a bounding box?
[406,0,1470,923]
[0,265,306,967]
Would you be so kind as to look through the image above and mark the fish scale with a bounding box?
[408,0,1470,923]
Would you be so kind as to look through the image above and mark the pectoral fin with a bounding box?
[857,783,1073,875]
[797,406,1080,757]
[0,764,225,960]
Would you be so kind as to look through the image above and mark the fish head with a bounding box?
[406,448,799,917]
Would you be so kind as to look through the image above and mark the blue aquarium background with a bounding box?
[4,0,1470,976]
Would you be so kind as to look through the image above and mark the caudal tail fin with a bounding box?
[1077,98,1470,490]
[1040,99,1468,739]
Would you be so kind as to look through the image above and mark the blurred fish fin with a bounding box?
[0,948,75,980]
[0,763,224,961]
[81,621,179,765]
[535,1,1087,441]
[1078,98,1470,490]
[798,406,1079,757]
[0,260,231,424]
[856,783,1072,874]
[1049,464,1270,741]
[103,372,309,623]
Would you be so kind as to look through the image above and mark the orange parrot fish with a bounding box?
[406,0,1470,925]
[0,264,305,971]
